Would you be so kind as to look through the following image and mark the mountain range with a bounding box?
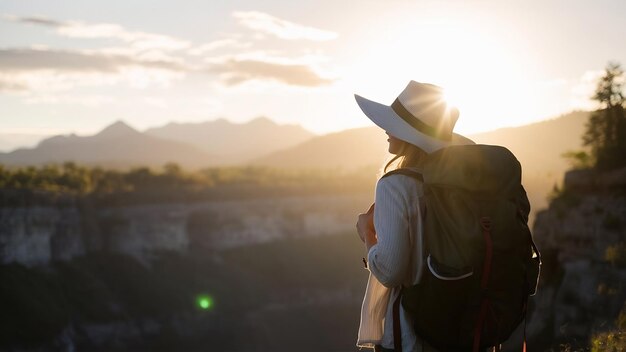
[0,121,218,169]
[0,111,589,177]
[251,111,589,175]
[0,111,591,212]
[0,117,315,169]
[249,126,389,170]
[469,111,589,212]
[469,110,589,176]
[144,116,314,165]
[250,111,590,213]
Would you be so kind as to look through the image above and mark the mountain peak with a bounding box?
[95,120,140,139]
[248,116,276,126]
[212,118,231,125]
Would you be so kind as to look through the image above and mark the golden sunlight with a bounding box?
[349,13,535,134]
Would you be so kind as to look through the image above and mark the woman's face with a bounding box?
[386,132,404,155]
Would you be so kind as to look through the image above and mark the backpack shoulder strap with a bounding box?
[380,168,424,182]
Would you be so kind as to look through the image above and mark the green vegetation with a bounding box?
[590,303,626,352]
[561,150,593,170]
[562,62,626,173]
[0,162,93,194]
[591,331,626,352]
[605,242,626,268]
[0,162,378,205]
[541,62,626,352]
[582,62,626,171]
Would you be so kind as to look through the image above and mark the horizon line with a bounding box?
[0,109,591,154]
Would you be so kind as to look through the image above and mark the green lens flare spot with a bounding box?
[196,295,213,310]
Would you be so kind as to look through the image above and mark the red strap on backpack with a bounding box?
[473,217,494,352]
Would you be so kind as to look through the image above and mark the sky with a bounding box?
[1,0,625,152]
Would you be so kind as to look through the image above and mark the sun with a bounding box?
[346,13,535,134]
[441,88,462,113]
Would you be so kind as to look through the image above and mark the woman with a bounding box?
[354,81,474,352]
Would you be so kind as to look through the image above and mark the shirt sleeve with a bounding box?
[367,175,412,288]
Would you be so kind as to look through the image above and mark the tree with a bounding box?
[583,62,626,171]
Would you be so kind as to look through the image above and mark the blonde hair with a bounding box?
[377,140,428,178]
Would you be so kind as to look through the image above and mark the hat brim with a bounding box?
[354,94,474,153]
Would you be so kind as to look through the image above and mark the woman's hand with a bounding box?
[356,203,377,250]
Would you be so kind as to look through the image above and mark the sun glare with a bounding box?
[442,88,460,111]
[347,10,535,134]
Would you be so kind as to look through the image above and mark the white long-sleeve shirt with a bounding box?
[357,168,438,352]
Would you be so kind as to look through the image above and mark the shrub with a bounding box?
[605,242,626,268]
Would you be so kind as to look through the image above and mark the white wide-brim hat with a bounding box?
[355,81,474,153]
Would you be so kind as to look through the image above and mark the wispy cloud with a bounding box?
[4,14,191,51]
[232,11,338,41]
[4,15,64,27]
[0,47,186,93]
[188,38,252,56]
[0,79,28,92]
[207,53,334,87]
[23,94,116,107]
[1,13,338,92]
[0,47,185,72]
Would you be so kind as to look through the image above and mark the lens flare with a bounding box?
[196,294,213,310]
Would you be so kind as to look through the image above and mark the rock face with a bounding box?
[0,191,372,352]
[0,206,84,266]
[0,194,371,266]
[527,167,626,349]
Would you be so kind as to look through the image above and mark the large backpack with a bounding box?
[381,144,541,352]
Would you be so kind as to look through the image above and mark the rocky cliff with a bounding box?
[0,194,371,267]
[527,167,626,350]
[0,191,373,351]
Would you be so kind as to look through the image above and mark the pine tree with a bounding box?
[583,62,626,171]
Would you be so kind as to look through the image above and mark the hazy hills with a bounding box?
[0,111,589,181]
[249,126,389,171]
[0,121,220,169]
[0,111,591,214]
[0,117,315,169]
[253,111,589,174]
[250,110,590,213]
[469,111,589,176]
[470,111,589,212]
[145,116,315,165]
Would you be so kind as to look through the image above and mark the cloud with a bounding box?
[0,47,185,73]
[4,15,191,51]
[1,14,338,91]
[3,15,64,27]
[0,47,186,93]
[207,55,334,87]
[23,94,116,107]
[0,79,28,92]
[232,11,337,41]
[142,97,169,108]
[188,38,252,56]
